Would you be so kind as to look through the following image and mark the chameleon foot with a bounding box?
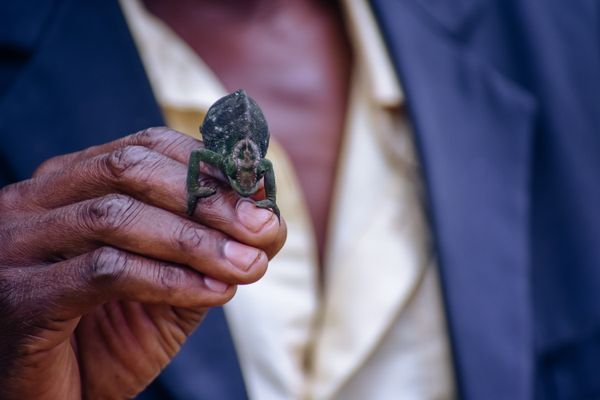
[187,186,217,216]
[255,199,280,222]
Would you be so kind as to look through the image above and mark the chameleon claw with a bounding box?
[186,186,217,216]
[187,196,198,216]
[194,187,217,197]
[255,200,281,223]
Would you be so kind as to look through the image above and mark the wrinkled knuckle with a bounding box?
[133,126,175,148]
[82,194,140,232]
[89,246,130,285]
[130,127,158,148]
[105,145,155,180]
[174,224,207,253]
[157,265,182,290]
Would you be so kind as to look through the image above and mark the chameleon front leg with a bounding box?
[186,148,222,215]
[255,158,280,221]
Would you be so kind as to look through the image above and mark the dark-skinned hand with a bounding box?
[0,127,286,399]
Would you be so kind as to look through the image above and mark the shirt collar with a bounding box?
[342,0,404,108]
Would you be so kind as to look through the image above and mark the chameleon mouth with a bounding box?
[235,170,258,196]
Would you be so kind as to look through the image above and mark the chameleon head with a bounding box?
[227,138,261,197]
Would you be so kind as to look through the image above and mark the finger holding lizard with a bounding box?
[3,129,286,255]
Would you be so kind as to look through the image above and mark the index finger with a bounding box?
[34,127,220,178]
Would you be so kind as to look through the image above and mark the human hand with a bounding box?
[0,127,286,399]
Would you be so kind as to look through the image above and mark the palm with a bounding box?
[77,302,206,399]
[15,302,206,400]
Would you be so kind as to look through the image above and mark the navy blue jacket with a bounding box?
[1,1,599,399]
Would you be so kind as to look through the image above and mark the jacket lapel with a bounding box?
[0,0,162,180]
[371,0,535,399]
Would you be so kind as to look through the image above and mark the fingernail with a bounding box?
[237,200,273,232]
[224,241,260,271]
[204,276,228,293]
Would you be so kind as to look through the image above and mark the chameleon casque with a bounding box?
[186,89,280,220]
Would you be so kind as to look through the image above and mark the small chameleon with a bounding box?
[186,89,280,220]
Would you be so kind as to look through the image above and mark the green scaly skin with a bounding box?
[186,90,280,221]
[186,148,280,220]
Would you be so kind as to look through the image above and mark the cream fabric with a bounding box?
[120,0,455,399]
[307,60,454,400]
